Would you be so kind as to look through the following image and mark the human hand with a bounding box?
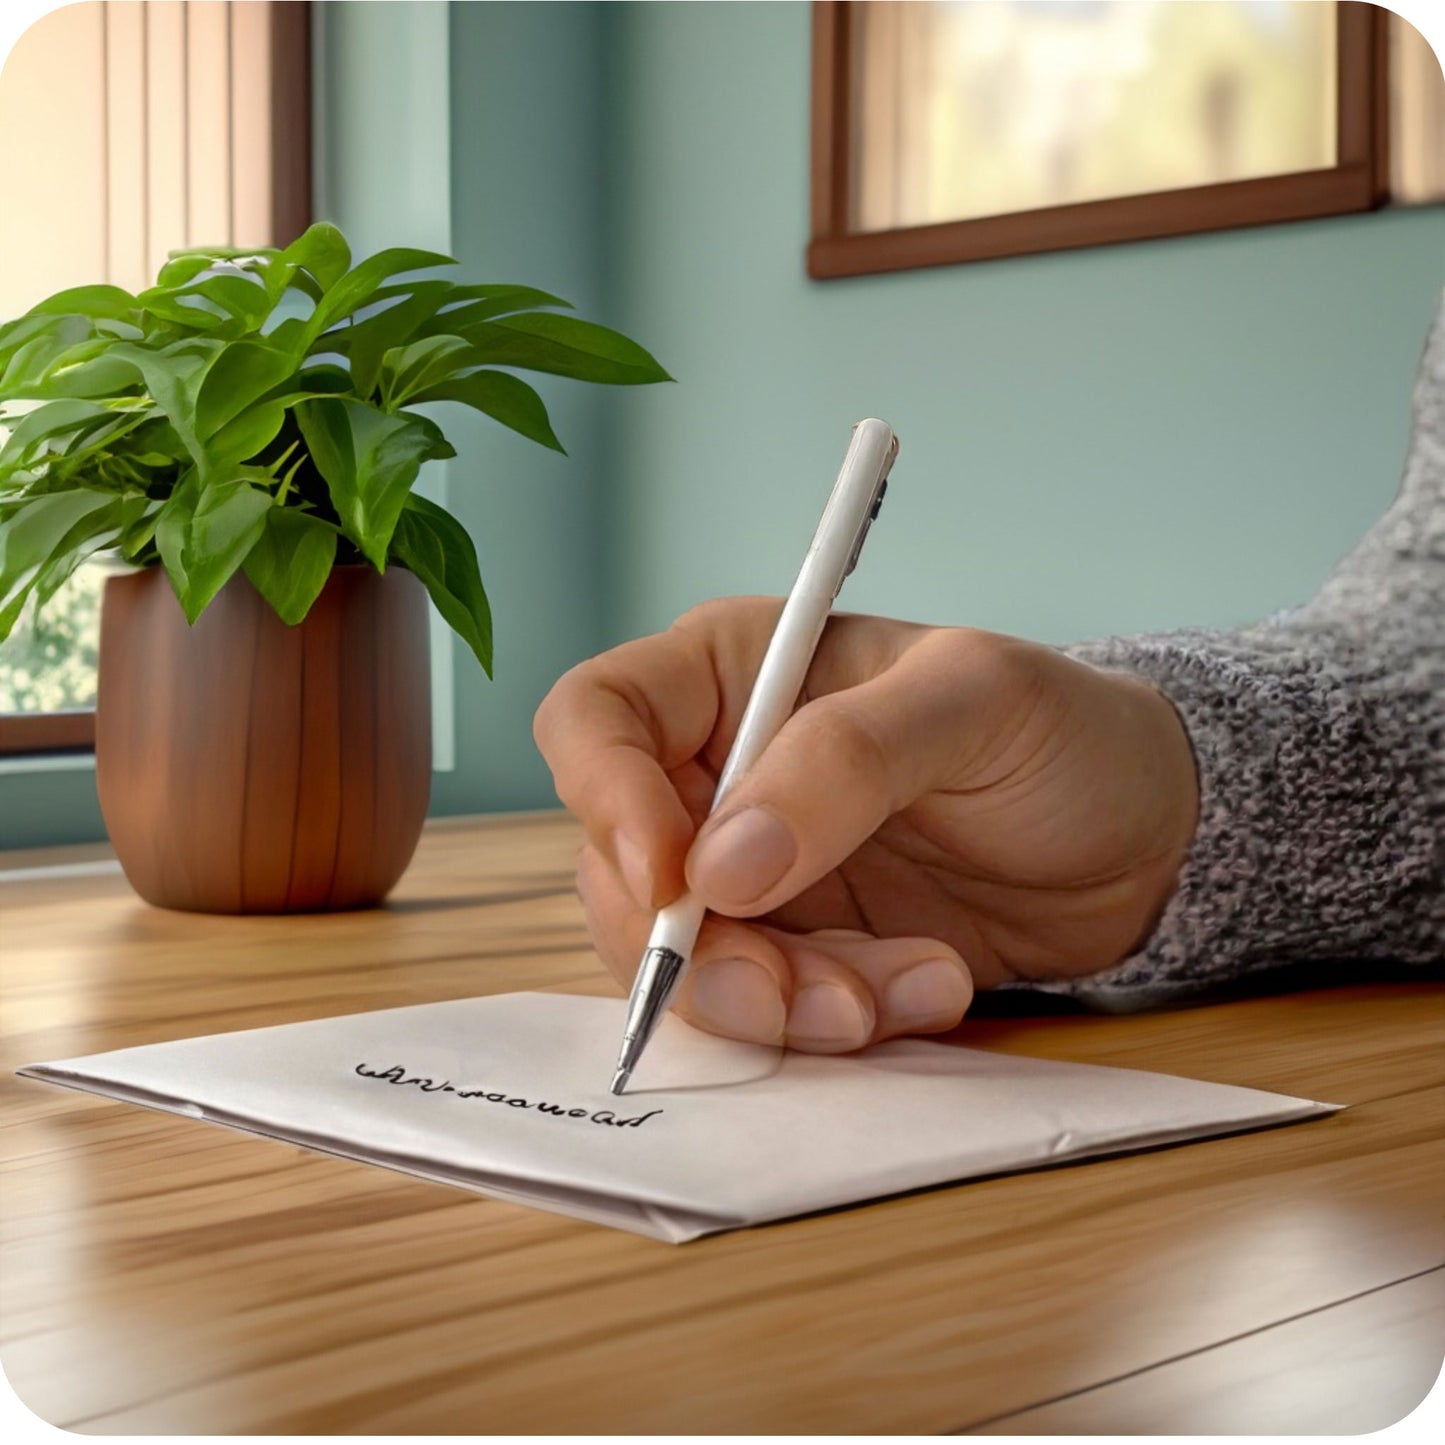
[534,598,1199,1052]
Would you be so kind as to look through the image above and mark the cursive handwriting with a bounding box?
[353,1063,663,1128]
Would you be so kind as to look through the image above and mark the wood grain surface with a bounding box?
[2,812,1442,1434]
[972,1268,1445,1436]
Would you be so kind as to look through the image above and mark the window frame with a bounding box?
[0,0,312,759]
[0,711,97,756]
[808,0,1390,280]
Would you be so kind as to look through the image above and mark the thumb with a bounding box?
[685,646,970,917]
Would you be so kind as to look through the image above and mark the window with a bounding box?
[809,1,1444,278]
[0,0,311,755]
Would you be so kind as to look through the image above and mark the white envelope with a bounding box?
[18,992,1338,1243]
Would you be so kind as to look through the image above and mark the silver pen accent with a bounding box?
[610,947,688,1094]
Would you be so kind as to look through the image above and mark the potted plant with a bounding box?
[0,223,669,912]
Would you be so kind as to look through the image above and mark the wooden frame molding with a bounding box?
[267,1,315,250]
[808,1,1391,280]
[0,711,96,757]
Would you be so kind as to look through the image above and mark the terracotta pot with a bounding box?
[96,565,431,913]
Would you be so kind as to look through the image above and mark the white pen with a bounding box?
[609,418,900,1094]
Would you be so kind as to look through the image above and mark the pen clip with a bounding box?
[836,472,890,593]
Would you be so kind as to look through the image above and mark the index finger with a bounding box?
[533,622,723,908]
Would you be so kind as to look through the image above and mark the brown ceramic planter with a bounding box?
[96,565,431,913]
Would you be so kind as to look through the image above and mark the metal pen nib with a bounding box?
[610,946,688,1095]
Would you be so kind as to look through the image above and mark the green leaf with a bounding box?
[199,361,359,473]
[421,285,574,333]
[242,504,337,624]
[329,281,456,396]
[23,340,147,400]
[389,492,492,677]
[260,314,313,355]
[406,409,456,463]
[0,316,93,393]
[133,290,229,332]
[105,340,223,461]
[0,314,62,361]
[137,272,273,336]
[280,223,352,292]
[379,335,472,409]
[33,492,153,608]
[409,368,564,452]
[203,400,288,475]
[155,469,273,623]
[295,397,438,569]
[0,489,116,638]
[279,268,325,306]
[119,499,164,561]
[183,272,274,331]
[0,400,111,470]
[194,341,298,439]
[453,312,672,385]
[155,255,216,289]
[290,363,354,396]
[166,243,279,263]
[110,415,186,468]
[302,247,456,345]
[56,412,158,477]
[156,248,287,304]
[94,317,145,341]
[26,285,139,321]
[240,255,301,305]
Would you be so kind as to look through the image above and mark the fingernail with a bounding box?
[689,808,796,906]
[690,958,787,1043]
[789,984,870,1047]
[614,831,653,908]
[884,959,972,1030]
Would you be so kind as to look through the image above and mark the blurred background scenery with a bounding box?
[0,568,102,714]
[853,0,1343,231]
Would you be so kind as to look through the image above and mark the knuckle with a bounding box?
[672,594,771,635]
[575,843,606,910]
[945,627,1048,695]
[799,701,890,782]
[671,596,732,635]
[671,597,785,673]
[531,664,586,753]
[554,757,609,823]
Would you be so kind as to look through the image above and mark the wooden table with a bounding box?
[2,813,1442,1434]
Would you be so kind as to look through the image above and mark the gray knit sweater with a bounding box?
[1036,292,1445,1012]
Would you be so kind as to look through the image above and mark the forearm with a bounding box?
[1052,617,1442,1008]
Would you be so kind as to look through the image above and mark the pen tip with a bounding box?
[609,1067,631,1096]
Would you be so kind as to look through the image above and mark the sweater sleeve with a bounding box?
[1025,294,1445,1012]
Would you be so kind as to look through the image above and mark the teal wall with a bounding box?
[602,2,1445,646]
[4,0,1442,848]
[438,0,612,813]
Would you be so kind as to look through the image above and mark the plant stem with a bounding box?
[275,454,305,506]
